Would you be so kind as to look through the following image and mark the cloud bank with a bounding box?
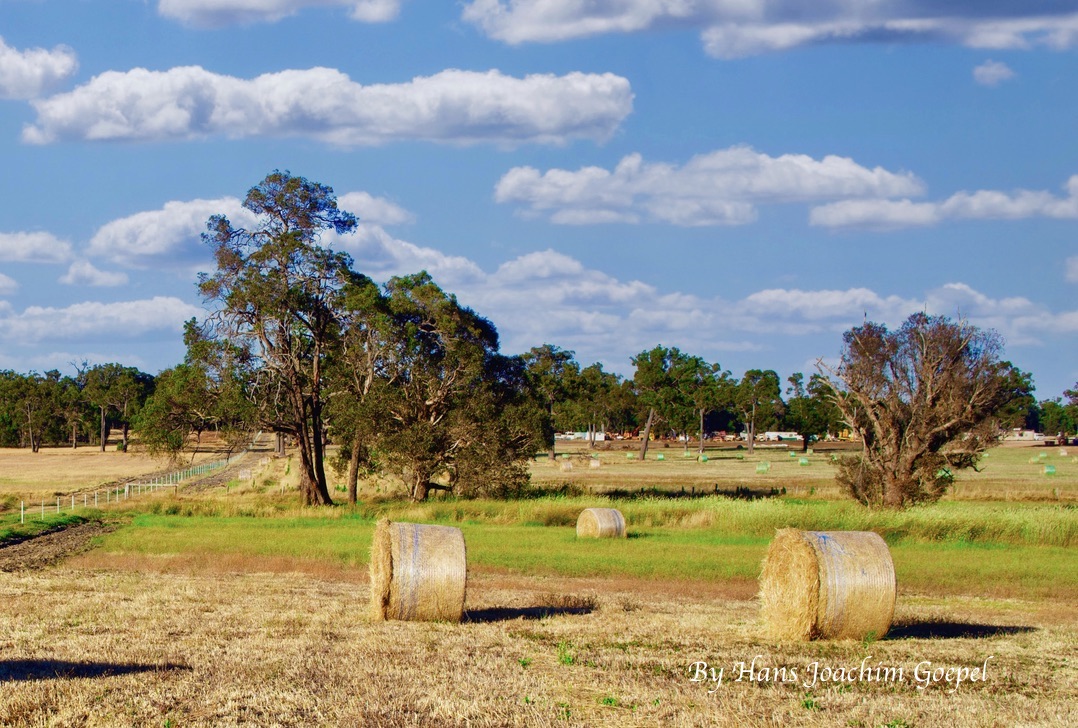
[0,36,77,100]
[24,66,633,146]
[461,2,1078,57]
[0,297,202,344]
[0,232,74,263]
[495,147,922,226]
[158,0,402,27]
[810,176,1078,229]
[23,190,1073,380]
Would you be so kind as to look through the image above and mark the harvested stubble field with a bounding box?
[0,442,1074,726]
[533,440,1078,502]
[0,567,1075,726]
[0,442,232,500]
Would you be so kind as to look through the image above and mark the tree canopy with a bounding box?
[820,313,1026,508]
[198,170,358,505]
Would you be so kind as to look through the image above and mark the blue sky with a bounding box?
[1,1,1076,399]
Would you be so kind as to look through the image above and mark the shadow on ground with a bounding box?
[464,605,596,623]
[0,659,190,681]
[887,622,1037,640]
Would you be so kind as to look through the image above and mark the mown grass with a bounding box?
[88,505,1078,598]
[370,495,1077,547]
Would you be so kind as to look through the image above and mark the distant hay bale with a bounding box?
[759,529,895,641]
[576,508,626,538]
[369,519,467,623]
[588,458,602,469]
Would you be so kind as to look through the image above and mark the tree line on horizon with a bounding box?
[1,172,1075,509]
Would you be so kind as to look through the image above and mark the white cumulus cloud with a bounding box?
[0,297,202,344]
[1065,256,1078,283]
[462,1,1078,58]
[158,0,402,27]
[0,231,74,263]
[495,147,922,226]
[24,66,632,146]
[87,197,251,270]
[59,260,130,287]
[810,175,1078,229]
[338,192,415,226]
[0,272,18,296]
[87,191,418,271]
[973,59,1017,86]
[0,36,77,100]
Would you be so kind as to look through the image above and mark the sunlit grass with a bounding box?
[88,506,1077,599]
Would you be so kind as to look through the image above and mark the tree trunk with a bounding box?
[122,423,129,452]
[298,447,331,505]
[545,400,557,460]
[639,408,655,460]
[99,406,108,452]
[410,469,430,502]
[25,407,36,453]
[295,424,333,506]
[346,439,363,505]
[72,423,78,450]
[309,406,331,504]
[746,402,756,455]
[698,408,705,457]
[882,477,905,508]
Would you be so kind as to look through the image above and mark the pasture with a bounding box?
[0,441,1074,725]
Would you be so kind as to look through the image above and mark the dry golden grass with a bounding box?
[0,561,1074,727]
[0,445,227,497]
[527,440,1077,502]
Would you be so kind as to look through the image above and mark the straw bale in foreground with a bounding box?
[369,519,467,622]
[759,528,895,641]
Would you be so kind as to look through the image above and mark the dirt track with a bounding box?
[0,521,116,572]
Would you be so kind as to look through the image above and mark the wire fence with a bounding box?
[8,433,267,525]
[15,456,235,524]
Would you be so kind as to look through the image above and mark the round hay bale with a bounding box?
[759,529,895,641]
[576,508,626,538]
[369,519,467,623]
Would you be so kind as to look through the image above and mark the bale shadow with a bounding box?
[0,659,190,682]
[464,604,596,623]
[887,622,1037,640]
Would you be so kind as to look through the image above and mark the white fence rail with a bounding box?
[15,457,234,524]
[8,432,267,525]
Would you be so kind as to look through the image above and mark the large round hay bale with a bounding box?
[576,508,626,538]
[369,519,467,623]
[759,529,895,641]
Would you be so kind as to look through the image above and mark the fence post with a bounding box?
[21,501,24,524]
[95,492,98,507]
[41,500,44,519]
[56,497,60,513]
